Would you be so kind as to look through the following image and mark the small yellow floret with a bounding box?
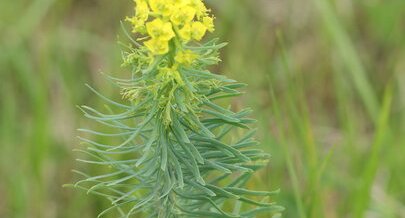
[126,17,146,33]
[126,0,150,33]
[146,19,175,41]
[144,38,170,55]
[188,0,208,18]
[159,66,184,85]
[135,0,149,21]
[170,6,196,26]
[203,16,215,32]
[178,24,192,42]
[191,22,207,40]
[149,0,173,16]
[175,50,198,65]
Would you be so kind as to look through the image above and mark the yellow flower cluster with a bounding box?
[126,0,215,55]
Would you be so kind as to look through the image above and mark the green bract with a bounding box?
[71,1,283,217]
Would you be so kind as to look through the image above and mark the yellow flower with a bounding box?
[126,0,150,33]
[135,0,149,21]
[126,0,214,56]
[144,38,170,54]
[188,0,208,18]
[126,16,146,33]
[175,50,198,66]
[170,5,196,26]
[178,24,192,42]
[191,22,207,40]
[149,0,173,17]
[203,16,215,32]
[146,19,175,41]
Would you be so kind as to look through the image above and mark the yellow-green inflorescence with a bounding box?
[123,0,217,126]
[126,0,214,55]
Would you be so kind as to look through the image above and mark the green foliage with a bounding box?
[2,0,405,218]
[71,23,283,217]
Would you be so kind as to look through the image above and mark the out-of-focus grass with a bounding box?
[0,0,404,217]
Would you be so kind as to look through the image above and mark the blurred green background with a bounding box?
[1,0,404,217]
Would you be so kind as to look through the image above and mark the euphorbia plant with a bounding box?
[72,0,283,217]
